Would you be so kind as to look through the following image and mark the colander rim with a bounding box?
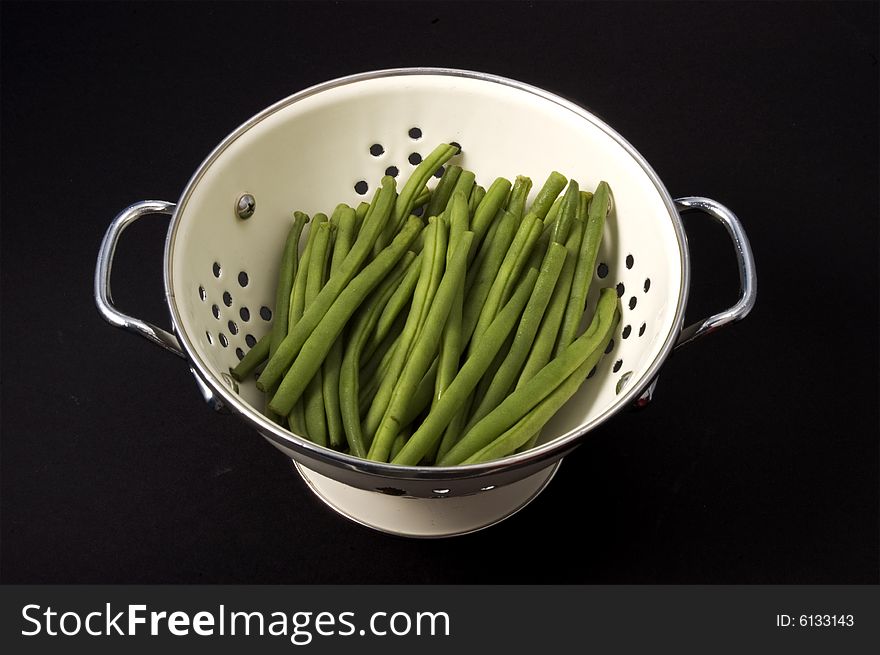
[163,66,690,481]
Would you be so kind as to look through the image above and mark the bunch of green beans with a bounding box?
[230,143,617,466]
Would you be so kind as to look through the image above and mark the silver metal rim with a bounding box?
[163,67,690,482]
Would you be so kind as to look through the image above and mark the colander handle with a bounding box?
[673,196,757,349]
[94,200,185,358]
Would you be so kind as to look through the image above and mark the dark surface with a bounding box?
[1,1,877,584]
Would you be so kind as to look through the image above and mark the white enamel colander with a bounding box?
[95,68,756,537]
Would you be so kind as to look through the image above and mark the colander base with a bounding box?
[293,460,561,538]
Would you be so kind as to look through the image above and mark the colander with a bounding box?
[94,68,756,537]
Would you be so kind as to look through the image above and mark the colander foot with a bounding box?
[292,460,561,538]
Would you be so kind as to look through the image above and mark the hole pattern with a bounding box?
[628,296,637,310]
[587,365,598,379]
[408,127,422,140]
[622,325,632,339]
[202,260,255,365]
[639,322,647,337]
[369,143,385,157]
[626,254,634,269]
[260,306,272,321]
[613,359,623,373]
[616,282,625,298]
[433,166,445,179]
[597,263,609,278]
[354,180,369,195]
[408,152,422,165]
[644,278,651,293]
[377,487,406,496]
[604,338,615,355]
[450,141,462,154]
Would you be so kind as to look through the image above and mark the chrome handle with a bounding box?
[94,200,184,357]
[674,196,757,349]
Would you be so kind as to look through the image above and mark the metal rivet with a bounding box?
[236,193,256,219]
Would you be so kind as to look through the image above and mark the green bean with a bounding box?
[516,218,584,389]
[555,181,612,356]
[288,403,307,436]
[268,215,423,416]
[551,179,580,246]
[460,209,517,344]
[361,324,400,393]
[469,212,542,349]
[257,176,397,392]
[323,206,357,449]
[361,216,449,442]
[464,242,567,431]
[439,287,619,465]
[271,212,327,433]
[578,190,593,219]
[425,165,462,219]
[465,210,499,294]
[355,201,370,223]
[402,360,438,428]
[505,175,532,222]
[339,252,415,457]
[302,221,335,446]
[448,170,476,212]
[390,267,539,466]
[434,192,469,408]
[367,251,423,359]
[413,188,432,211]
[376,143,458,253]
[467,328,514,429]
[469,177,512,259]
[542,196,563,233]
[499,218,544,306]
[468,184,485,218]
[523,186,590,281]
[461,307,618,464]
[230,332,271,381]
[268,211,309,358]
[435,399,469,462]
[375,358,439,458]
[527,171,567,220]
[390,432,408,461]
[288,213,327,332]
[368,231,474,462]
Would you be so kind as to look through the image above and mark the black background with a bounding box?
[1,1,877,584]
